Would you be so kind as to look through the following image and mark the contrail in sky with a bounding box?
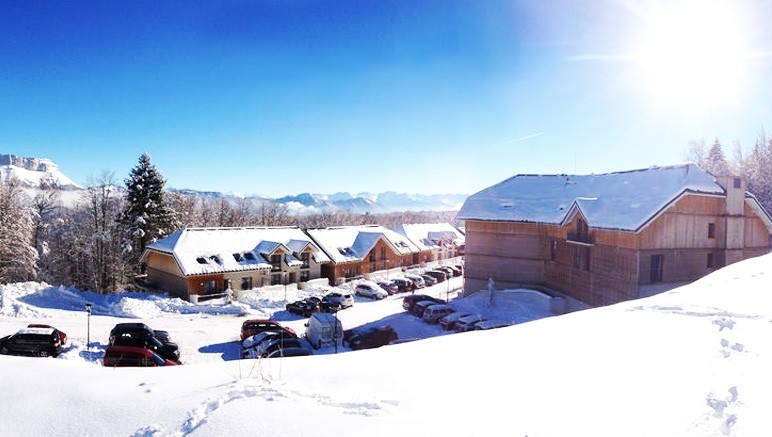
[493,132,544,148]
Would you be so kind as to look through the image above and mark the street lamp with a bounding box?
[85,303,92,347]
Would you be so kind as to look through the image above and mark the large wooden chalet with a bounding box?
[142,227,330,301]
[457,163,772,306]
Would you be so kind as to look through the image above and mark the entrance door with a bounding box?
[650,255,663,283]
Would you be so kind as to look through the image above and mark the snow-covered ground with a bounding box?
[2,256,772,436]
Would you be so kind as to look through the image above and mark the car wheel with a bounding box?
[0,347,8,355]
[38,350,49,357]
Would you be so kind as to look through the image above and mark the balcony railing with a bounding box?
[566,231,594,245]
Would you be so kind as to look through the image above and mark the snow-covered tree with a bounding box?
[0,177,38,282]
[118,153,179,270]
[704,139,731,176]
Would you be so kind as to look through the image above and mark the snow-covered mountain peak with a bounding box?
[0,154,80,189]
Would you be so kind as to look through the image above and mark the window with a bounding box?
[243,252,256,261]
[707,253,715,269]
[233,253,243,262]
[196,257,208,265]
[343,267,352,278]
[271,274,281,285]
[203,280,217,294]
[369,250,376,262]
[573,246,590,271]
[270,254,282,271]
[708,223,716,239]
[241,277,252,290]
[300,270,309,282]
[370,262,376,272]
[380,247,386,260]
[650,255,663,283]
[733,177,742,188]
[300,252,310,268]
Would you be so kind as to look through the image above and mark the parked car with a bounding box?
[111,332,181,364]
[242,329,298,355]
[422,304,455,324]
[439,312,471,331]
[244,336,305,359]
[454,314,485,333]
[27,324,67,345]
[103,345,178,367]
[354,282,388,300]
[375,280,399,295]
[421,274,438,286]
[344,325,398,350]
[109,323,180,362]
[424,270,448,284]
[240,319,294,341]
[305,312,343,349]
[411,300,442,318]
[391,278,414,293]
[264,346,312,358]
[286,297,321,317]
[474,319,511,330]
[320,292,354,312]
[402,294,445,312]
[404,274,426,289]
[0,327,63,357]
[424,270,447,283]
[109,323,172,345]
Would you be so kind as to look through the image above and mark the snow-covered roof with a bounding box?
[306,225,420,264]
[457,163,727,231]
[394,223,466,251]
[145,227,330,276]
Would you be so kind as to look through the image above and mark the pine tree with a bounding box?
[704,139,731,176]
[118,153,179,270]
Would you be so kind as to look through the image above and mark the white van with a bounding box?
[422,304,454,324]
[304,312,343,349]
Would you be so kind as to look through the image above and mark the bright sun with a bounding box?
[636,0,749,111]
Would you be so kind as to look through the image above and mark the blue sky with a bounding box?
[2,0,772,197]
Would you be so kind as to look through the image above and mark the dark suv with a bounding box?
[109,323,172,344]
[109,323,180,363]
[0,327,63,357]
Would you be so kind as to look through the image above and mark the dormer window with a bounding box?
[233,253,243,262]
[196,257,208,265]
[243,252,255,261]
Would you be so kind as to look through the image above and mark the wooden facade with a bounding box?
[320,237,418,285]
[460,172,772,307]
[142,227,328,301]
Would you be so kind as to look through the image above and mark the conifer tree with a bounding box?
[118,153,179,270]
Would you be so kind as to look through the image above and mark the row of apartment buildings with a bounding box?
[142,223,465,301]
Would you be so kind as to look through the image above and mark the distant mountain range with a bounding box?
[2,154,466,213]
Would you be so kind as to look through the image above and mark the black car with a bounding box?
[344,326,398,351]
[109,323,173,345]
[392,278,414,293]
[109,323,180,361]
[0,327,63,358]
[286,298,321,317]
[424,270,447,283]
[111,332,181,363]
[402,294,445,312]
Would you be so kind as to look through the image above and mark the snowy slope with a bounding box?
[0,255,771,436]
[0,154,80,189]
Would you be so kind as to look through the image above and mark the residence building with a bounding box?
[142,227,330,301]
[457,163,772,306]
[306,225,420,284]
[393,222,465,263]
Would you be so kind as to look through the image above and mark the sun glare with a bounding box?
[636,0,749,111]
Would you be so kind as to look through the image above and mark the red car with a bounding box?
[28,324,67,345]
[240,319,295,341]
[103,345,178,367]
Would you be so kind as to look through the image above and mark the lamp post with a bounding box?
[85,303,92,347]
